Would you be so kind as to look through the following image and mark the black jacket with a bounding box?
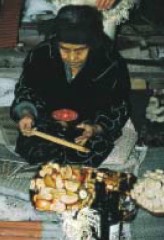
[10,37,131,165]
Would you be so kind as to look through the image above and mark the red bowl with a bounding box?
[52,109,78,122]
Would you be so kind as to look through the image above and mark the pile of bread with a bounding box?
[30,163,124,213]
[30,163,96,213]
[131,169,164,214]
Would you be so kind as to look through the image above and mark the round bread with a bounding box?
[44,175,55,188]
[65,180,80,192]
[35,199,51,211]
[61,193,78,205]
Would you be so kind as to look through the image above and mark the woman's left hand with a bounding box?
[75,123,95,146]
[75,123,102,146]
[96,0,116,10]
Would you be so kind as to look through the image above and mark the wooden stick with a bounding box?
[0,237,40,240]
[30,129,90,153]
[0,228,41,238]
[0,221,57,239]
[0,221,41,230]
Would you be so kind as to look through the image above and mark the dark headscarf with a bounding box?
[54,5,105,48]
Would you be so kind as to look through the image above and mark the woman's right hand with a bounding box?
[18,115,34,136]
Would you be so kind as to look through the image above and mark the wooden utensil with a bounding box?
[24,129,90,153]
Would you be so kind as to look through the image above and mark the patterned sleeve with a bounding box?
[94,101,130,141]
[94,56,131,141]
[10,50,46,122]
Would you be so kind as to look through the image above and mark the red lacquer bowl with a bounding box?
[52,109,78,122]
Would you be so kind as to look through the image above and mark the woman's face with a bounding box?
[59,42,90,69]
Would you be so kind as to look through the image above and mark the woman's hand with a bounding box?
[18,115,34,136]
[96,0,116,10]
[75,123,102,146]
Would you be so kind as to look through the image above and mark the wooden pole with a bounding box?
[0,237,40,240]
[30,129,90,153]
[0,221,60,239]
[0,221,41,230]
[0,228,41,238]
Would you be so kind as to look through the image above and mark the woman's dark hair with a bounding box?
[53,5,106,49]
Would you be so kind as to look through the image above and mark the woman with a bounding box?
[10,5,131,166]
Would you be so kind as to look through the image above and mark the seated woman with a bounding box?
[10,5,131,167]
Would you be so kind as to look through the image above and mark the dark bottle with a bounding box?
[92,177,120,240]
[92,179,108,240]
[119,173,138,222]
[107,191,120,240]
